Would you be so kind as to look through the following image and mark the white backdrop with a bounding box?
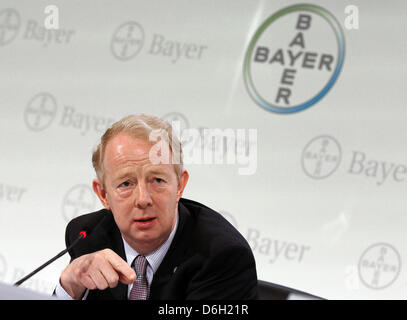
[1,0,406,299]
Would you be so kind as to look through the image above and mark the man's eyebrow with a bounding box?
[114,170,134,181]
[145,168,168,176]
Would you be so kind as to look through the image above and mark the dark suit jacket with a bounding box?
[65,198,258,300]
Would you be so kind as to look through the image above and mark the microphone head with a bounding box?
[79,226,91,239]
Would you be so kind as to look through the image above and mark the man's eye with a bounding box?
[119,181,131,188]
[154,178,164,183]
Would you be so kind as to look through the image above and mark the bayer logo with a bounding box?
[62,185,97,222]
[358,243,401,290]
[301,135,341,179]
[24,92,58,132]
[244,4,345,113]
[0,8,20,46]
[111,21,144,61]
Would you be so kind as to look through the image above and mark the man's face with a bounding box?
[93,133,188,254]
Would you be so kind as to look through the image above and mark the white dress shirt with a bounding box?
[55,215,178,300]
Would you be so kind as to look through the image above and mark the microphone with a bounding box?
[14,229,89,287]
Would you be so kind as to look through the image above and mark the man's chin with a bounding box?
[124,230,160,251]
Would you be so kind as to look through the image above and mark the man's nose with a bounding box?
[134,182,152,209]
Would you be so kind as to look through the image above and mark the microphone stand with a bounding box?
[14,231,87,287]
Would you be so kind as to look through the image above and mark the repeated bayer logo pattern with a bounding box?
[24,92,58,132]
[62,185,97,222]
[111,21,144,61]
[0,8,20,46]
[358,243,401,290]
[301,135,341,179]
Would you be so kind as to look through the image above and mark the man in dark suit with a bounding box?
[55,114,257,300]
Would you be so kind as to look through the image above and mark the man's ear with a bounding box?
[176,169,189,201]
[92,178,110,210]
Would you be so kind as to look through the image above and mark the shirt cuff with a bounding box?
[54,280,89,300]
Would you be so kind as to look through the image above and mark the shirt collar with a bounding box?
[122,213,179,274]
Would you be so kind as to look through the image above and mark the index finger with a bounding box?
[104,249,136,284]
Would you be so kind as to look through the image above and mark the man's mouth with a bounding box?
[134,217,156,229]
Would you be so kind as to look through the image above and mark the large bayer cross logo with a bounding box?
[243,4,345,114]
[111,22,144,61]
[0,8,20,46]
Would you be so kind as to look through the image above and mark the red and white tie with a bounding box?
[129,255,149,300]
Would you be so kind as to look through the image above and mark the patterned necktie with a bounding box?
[129,255,149,300]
